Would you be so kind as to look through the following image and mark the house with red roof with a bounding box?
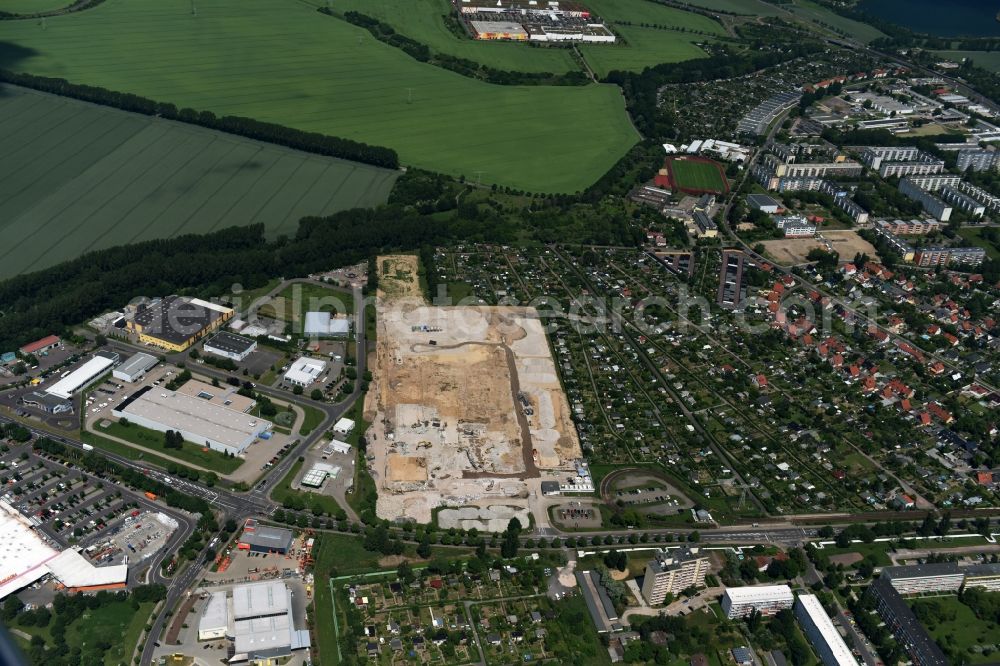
[19,335,60,356]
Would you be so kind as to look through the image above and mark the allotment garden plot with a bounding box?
[0,87,397,280]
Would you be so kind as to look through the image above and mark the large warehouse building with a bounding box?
[231,581,311,662]
[303,312,351,338]
[0,501,127,600]
[46,355,117,400]
[128,296,234,352]
[112,386,272,456]
[113,352,158,383]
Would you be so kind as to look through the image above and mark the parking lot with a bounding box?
[84,510,178,566]
[0,440,176,571]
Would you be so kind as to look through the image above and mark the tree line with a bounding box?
[0,69,398,168]
[334,10,589,86]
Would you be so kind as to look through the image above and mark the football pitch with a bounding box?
[668,158,728,194]
[0,0,639,192]
[0,87,398,280]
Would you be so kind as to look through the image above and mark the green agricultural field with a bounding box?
[669,158,727,193]
[0,0,71,14]
[584,0,726,33]
[936,50,1000,72]
[0,87,398,280]
[0,0,638,192]
[580,25,711,76]
[303,0,579,74]
[678,0,784,15]
[785,0,885,43]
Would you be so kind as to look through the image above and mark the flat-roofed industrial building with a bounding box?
[198,592,229,641]
[128,296,233,352]
[238,522,293,554]
[176,379,257,413]
[203,331,258,361]
[46,355,116,400]
[113,352,158,383]
[112,386,271,456]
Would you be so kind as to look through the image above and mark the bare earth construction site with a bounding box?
[366,256,581,524]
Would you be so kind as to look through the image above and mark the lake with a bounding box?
[859,0,1000,37]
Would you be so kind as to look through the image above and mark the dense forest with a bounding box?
[0,170,643,350]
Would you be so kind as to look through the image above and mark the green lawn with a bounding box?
[670,158,728,193]
[935,50,1000,72]
[299,401,327,435]
[97,420,244,473]
[959,227,1000,260]
[0,87,398,281]
[580,25,711,77]
[909,595,1000,664]
[0,0,638,192]
[260,282,353,334]
[305,0,579,74]
[81,429,206,476]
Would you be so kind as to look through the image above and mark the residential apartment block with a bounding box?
[794,595,859,666]
[640,547,710,605]
[721,585,794,619]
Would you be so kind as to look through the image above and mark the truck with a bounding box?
[144,491,157,501]
[82,444,94,452]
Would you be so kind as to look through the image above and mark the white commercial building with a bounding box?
[113,387,272,455]
[795,594,859,666]
[283,357,327,387]
[323,440,352,456]
[722,585,794,619]
[198,592,229,641]
[333,417,355,436]
[46,356,115,399]
[231,581,311,662]
[0,501,127,600]
[114,352,158,383]
[303,312,351,338]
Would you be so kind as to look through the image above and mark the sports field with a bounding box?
[580,25,711,77]
[0,87,398,280]
[0,0,638,192]
[306,0,579,74]
[935,50,1000,72]
[667,157,728,194]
